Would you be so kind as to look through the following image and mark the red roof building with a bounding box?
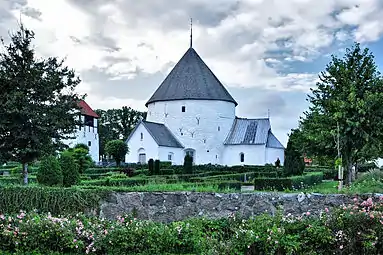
[78,100,99,118]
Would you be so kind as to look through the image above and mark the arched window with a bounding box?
[140,132,143,140]
[240,152,245,163]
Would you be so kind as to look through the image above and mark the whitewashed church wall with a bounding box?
[266,147,285,166]
[146,100,236,165]
[222,145,266,166]
[62,116,100,162]
[125,123,159,164]
[158,146,184,165]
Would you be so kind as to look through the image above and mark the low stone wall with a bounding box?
[99,192,382,223]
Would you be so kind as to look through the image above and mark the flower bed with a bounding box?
[0,197,382,254]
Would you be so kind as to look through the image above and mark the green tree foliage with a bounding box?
[183,155,193,174]
[299,42,383,184]
[283,134,305,176]
[37,155,63,187]
[105,140,129,167]
[0,24,83,184]
[69,146,93,174]
[148,159,154,176]
[59,151,80,187]
[95,107,146,160]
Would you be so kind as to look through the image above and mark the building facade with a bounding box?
[126,47,284,166]
[62,100,100,162]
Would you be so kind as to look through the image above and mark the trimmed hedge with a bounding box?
[254,172,323,191]
[0,186,103,215]
[0,176,37,185]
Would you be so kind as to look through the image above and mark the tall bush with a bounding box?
[37,156,63,187]
[154,159,160,175]
[59,151,80,187]
[69,147,93,174]
[183,154,193,174]
[105,140,129,167]
[283,139,305,176]
[148,159,154,175]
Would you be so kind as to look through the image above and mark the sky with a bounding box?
[1,0,383,146]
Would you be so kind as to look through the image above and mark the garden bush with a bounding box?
[154,159,160,175]
[0,197,382,254]
[254,172,323,191]
[37,155,63,187]
[60,152,80,187]
[183,154,193,174]
[148,158,154,175]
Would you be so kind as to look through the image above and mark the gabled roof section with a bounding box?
[78,100,99,118]
[224,117,272,145]
[266,131,285,149]
[126,120,184,148]
[145,47,237,107]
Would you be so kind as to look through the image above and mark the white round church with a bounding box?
[125,46,285,166]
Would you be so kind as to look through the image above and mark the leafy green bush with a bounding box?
[355,169,383,184]
[60,152,80,187]
[37,156,63,187]
[358,162,378,172]
[105,140,129,167]
[0,197,383,254]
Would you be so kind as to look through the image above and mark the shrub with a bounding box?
[358,162,378,172]
[283,139,305,176]
[154,159,160,175]
[119,167,135,177]
[254,172,323,191]
[148,159,154,175]
[59,152,80,187]
[355,169,383,184]
[105,140,129,167]
[37,155,63,187]
[275,158,281,167]
[70,147,93,174]
[183,154,193,174]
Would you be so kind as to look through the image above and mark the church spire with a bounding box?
[190,18,193,48]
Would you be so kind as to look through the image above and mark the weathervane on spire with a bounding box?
[190,18,193,48]
[267,109,270,118]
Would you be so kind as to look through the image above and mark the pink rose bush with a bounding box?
[0,196,382,254]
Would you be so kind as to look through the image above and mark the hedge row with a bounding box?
[254,172,323,191]
[0,186,104,215]
[0,176,37,186]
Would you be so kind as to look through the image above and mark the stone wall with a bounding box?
[99,192,382,223]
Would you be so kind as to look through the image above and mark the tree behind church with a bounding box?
[0,24,84,184]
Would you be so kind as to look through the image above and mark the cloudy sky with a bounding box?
[2,0,383,146]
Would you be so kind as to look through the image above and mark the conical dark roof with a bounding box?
[145,47,237,106]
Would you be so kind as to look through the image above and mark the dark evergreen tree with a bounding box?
[0,24,84,184]
[183,155,193,174]
[283,140,305,177]
[154,159,160,175]
[148,158,154,175]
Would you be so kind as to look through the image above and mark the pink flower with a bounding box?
[325,208,329,213]
[73,239,77,243]
[306,212,311,216]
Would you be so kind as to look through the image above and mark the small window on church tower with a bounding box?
[140,133,143,140]
[88,141,92,147]
[240,153,244,163]
[181,106,186,112]
[218,126,220,131]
